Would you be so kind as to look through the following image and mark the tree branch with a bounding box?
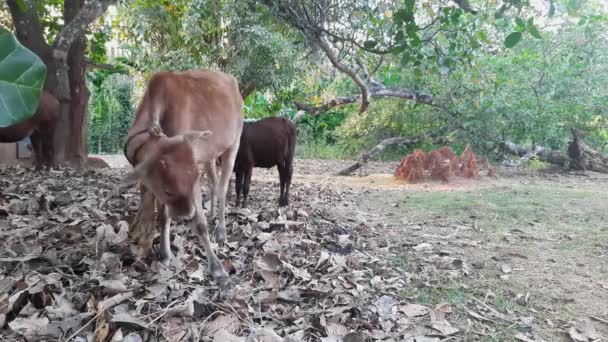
[452,0,479,14]
[316,35,370,113]
[295,86,434,115]
[52,0,117,57]
[83,57,119,71]
[336,130,448,176]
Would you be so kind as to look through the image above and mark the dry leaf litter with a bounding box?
[0,164,588,342]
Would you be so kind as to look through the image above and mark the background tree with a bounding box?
[4,0,117,167]
[115,0,307,100]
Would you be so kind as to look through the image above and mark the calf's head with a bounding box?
[123,131,211,219]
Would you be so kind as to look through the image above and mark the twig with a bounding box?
[470,297,523,326]
[63,311,101,341]
[590,315,608,325]
[101,291,134,308]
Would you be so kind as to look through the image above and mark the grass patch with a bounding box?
[295,142,353,160]
[399,184,607,237]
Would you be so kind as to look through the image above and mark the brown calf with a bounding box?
[0,91,59,168]
[234,117,296,207]
[123,70,243,281]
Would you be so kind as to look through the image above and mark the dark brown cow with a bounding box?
[123,70,243,282]
[234,117,296,208]
[0,91,59,168]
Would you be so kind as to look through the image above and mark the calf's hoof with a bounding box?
[159,255,171,266]
[209,263,228,283]
[148,123,163,137]
[279,199,288,207]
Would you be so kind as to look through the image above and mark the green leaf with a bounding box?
[363,40,378,49]
[515,17,526,28]
[504,32,522,48]
[0,27,47,127]
[527,23,542,39]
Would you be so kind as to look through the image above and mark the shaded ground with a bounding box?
[1,157,607,341]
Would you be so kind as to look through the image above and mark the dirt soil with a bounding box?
[1,157,607,342]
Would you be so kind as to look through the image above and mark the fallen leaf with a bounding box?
[214,328,245,342]
[399,304,429,317]
[431,319,459,336]
[434,303,452,314]
[256,270,283,289]
[326,322,348,337]
[206,314,240,335]
[9,316,49,337]
[568,319,602,341]
[514,332,537,342]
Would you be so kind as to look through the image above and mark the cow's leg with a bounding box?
[192,185,227,281]
[158,204,172,264]
[204,161,218,221]
[283,159,293,206]
[30,132,43,170]
[277,164,286,207]
[215,140,240,245]
[128,184,159,257]
[242,167,252,208]
[235,170,244,207]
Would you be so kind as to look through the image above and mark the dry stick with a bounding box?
[145,299,182,327]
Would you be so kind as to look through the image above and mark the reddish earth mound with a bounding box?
[394,144,496,183]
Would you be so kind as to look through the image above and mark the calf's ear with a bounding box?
[182,130,212,145]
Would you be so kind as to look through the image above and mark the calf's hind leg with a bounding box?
[215,139,240,245]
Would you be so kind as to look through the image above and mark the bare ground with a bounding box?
[1,156,607,341]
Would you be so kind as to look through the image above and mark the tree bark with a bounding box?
[57,0,90,167]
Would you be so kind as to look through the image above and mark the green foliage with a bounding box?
[87,0,608,162]
[116,0,307,91]
[0,27,46,127]
[528,157,548,171]
[87,72,135,153]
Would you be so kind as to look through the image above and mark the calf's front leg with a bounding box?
[192,184,227,282]
[159,204,172,264]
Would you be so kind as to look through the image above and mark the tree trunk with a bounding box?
[49,0,89,167]
[503,129,608,173]
[7,0,115,168]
